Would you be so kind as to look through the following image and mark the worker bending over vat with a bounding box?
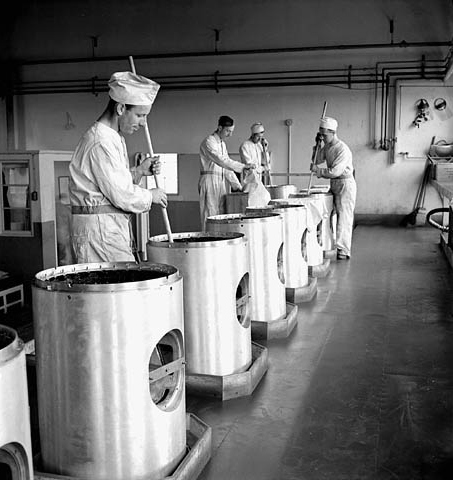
[239,122,271,184]
[69,71,166,263]
[310,117,356,260]
[199,116,255,229]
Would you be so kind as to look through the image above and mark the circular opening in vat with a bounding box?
[316,221,323,247]
[149,329,184,411]
[277,243,285,284]
[236,273,250,328]
[0,460,12,480]
[0,444,30,480]
[330,210,336,234]
[0,328,15,350]
[301,229,308,261]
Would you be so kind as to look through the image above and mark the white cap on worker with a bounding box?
[320,117,338,131]
[108,71,160,106]
[251,122,265,134]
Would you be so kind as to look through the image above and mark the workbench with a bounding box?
[430,179,453,268]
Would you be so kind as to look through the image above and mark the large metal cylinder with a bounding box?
[0,325,33,480]
[32,263,186,480]
[265,184,297,199]
[147,232,251,376]
[206,213,286,324]
[300,189,335,252]
[271,196,324,267]
[248,204,309,288]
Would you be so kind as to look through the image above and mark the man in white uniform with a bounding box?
[239,122,271,183]
[199,115,254,229]
[69,71,167,263]
[311,117,356,260]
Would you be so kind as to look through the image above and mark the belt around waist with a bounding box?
[200,171,224,177]
[71,205,127,215]
[333,175,353,180]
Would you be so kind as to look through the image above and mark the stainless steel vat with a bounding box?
[206,213,286,324]
[32,263,186,480]
[248,204,309,288]
[147,232,251,376]
[0,325,33,480]
[271,196,324,266]
[300,189,335,252]
[265,184,297,199]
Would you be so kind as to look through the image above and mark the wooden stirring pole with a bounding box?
[128,56,174,244]
[307,101,328,194]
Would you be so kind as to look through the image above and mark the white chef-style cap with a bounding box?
[319,117,338,131]
[251,122,265,134]
[108,72,160,106]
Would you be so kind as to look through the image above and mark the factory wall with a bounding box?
[1,0,452,233]
[14,83,447,227]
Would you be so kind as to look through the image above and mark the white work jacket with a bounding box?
[69,121,153,263]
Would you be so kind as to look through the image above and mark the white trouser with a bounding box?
[331,177,357,256]
[198,172,228,230]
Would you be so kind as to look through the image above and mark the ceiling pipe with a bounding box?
[13,40,452,66]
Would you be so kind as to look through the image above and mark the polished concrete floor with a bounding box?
[3,225,453,479]
[186,226,453,480]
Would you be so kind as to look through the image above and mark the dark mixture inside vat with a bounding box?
[48,269,168,285]
[173,235,229,243]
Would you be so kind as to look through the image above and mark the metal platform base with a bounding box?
[34,413,211,480]
[308,258,331,278]
[185,342,268,401]
[324,248,337,260]
[286,276,317,303]
[251,302,298,341]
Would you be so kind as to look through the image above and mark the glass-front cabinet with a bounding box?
[1,159,32,235]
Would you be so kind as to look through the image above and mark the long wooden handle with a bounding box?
[308,101,328,193]
[129,56,174,243]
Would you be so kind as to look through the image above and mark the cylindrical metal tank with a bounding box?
[32,263,186,480]
[226,192,249,214]
[271,196,324,267]
[0,325,33,480]
[206,213,286,324]
[265,184,297,199]
[247,204,309,288]
[300,189,335,252]
[147,232,251,376]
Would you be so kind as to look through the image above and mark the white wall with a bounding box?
[3,0,453,215]
[16,81,447,213]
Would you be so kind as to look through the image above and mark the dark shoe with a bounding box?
[337,252,350,260]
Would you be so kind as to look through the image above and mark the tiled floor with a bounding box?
[3,225,453,479]
[186,226,453,480]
